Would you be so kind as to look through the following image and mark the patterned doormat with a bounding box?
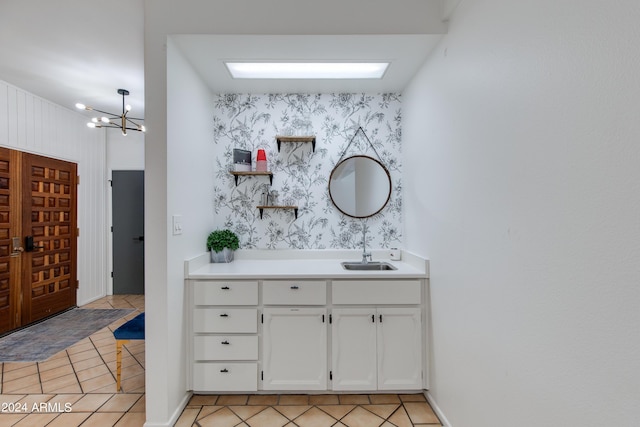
[0,308,134,362]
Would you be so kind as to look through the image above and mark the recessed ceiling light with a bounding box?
[225,62,389,79]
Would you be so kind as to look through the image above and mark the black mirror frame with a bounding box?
[328,155,392,219]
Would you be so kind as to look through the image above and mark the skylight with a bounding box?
[225,62,389,79]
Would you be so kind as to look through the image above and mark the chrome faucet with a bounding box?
[361,227,371,264]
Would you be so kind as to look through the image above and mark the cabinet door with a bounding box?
[377,308,422,390]
[262,308,327,390]
[331,308,377,391]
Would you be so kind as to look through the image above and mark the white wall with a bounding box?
[143,33,216,424]
[168,37,216,420]
[403,1,640,426]
[0,80,107,306]
[107,131,144,171]
[105,131,144,295]
[144,0,448,424]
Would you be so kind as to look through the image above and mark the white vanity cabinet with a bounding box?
[376,307,422,389]
[332,308,422,390]
[331,280,423,391]
[261,280,328,390]
[186,257,428,394]
[191,280,259,392]
[331,308,377,390]
[262,308,328,390]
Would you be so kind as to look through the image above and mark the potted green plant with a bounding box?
[206,229,240,263]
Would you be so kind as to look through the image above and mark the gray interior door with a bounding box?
[112,170,144,294]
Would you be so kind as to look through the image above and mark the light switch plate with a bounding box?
[172,215,183,235]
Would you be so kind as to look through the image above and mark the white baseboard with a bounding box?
[143,392,192,427]
[424,390,452,427]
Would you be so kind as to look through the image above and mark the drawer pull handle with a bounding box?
[220,368,229,373]
[221,286,230,290]
[221,340,230,345]
[220,313,229,317]
[372,314,375,323]
[290,285,299,290]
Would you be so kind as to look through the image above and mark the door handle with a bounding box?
[25,236,44,252]
[132,236,144,242]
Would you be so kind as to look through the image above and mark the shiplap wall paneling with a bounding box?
[0,79,108,305]
[0,83,7,144]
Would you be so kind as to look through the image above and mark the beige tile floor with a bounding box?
[0,295,441,426]
[179,393,442,427]
[0,295,146,426]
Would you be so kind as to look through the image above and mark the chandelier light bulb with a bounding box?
[77,89,144,133]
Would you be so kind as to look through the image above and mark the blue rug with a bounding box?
[0,308,134,362]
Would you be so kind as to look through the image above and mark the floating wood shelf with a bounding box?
[275,135,316,152]
[257,205,299,219]
[229,171,273,186]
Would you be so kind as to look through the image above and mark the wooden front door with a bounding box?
[0,148,77,335]
[0,147,20,334]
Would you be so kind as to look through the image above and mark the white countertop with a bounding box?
[187,257,427,280]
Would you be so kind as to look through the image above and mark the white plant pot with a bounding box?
[210,248,234,263]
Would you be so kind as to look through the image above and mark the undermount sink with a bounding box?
[341,261,397,271]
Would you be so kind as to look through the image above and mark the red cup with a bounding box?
[257,149,267,161]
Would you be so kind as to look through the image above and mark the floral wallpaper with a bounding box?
[212,93,402,250]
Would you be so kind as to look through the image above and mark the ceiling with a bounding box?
[0,1,446,121]
[172,35,441,94]
[0,0,145,119]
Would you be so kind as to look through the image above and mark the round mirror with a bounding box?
[328,155,392,218]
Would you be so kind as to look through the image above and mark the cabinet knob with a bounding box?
[221,340,230,345]
[220,313,229,317]
[290,285,299,290]
[220,368,229,373]
[221,286,230,290]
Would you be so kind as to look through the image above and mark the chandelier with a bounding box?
[76,89,145,136]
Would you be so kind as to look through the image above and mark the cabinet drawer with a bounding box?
[193,281,258,306]
[332,280,421,305]
[192,362,257,392]
[194,335,258,361]
[193,308,257,333]
[263,280,326,305]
